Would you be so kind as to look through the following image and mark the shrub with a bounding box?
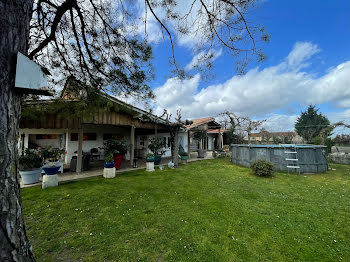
[19,149,43,170]
[250,160,274,177]
[41,146,65,162]
[104,154,114,163]
[148,137,166,156]
[100,138,127,156]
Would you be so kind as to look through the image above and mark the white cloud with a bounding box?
[261,114,298,132]
[152,41,350,124]
[286,42,321,70]
[153,74,200,115]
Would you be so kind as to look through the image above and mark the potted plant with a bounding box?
[146,153,155,162]
[104,154,115,168]
[19,149,43,185]
[148,137,166,165]
[179,151,188,160]
[41,146,65,175]
[103,154,116,178]
[145,153,155,172]
[100,138,127,169]
[193,130,207,158]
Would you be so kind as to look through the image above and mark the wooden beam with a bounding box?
[76,127,83,173]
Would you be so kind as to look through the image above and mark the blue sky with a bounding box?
[129,0,350,132]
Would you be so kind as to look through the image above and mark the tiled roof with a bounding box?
[207,129,230,134]
[186,117,215,129]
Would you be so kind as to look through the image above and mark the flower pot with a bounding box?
[197,149,206,158]
[113,154,124,169]
[146,155,155,162]
[154,155,162,165]
[104,162,115,168]
[42,165,61,175]
[19,168,42,185]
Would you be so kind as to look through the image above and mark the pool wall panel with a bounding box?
[230,144,328,173]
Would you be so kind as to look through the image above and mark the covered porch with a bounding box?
[19,99,169,174]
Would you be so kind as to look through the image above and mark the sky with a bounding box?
[128,0,350,133]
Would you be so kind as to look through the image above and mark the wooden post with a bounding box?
[218,131,223,149]
[23,133,29,150]
[18,132,23,155]
[76,127,83,173]
[130,126,135,166]
[187,130,191,158]
[221,132,224,148]
[65,130,70,164]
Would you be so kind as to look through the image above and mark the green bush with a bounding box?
[250,160,274,177]
[148,137,166,156]
[19,149,43,170]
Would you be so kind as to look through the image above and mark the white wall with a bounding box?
[21,127,191,164]
[66,125,131,162]
[207,134,215,150]
[135,131,189,158]
[23,125,133,164]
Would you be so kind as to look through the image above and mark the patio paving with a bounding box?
[21,152,215,188]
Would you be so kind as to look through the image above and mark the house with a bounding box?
[18,78,171,172]
[185,117,223,153]
[249,131,303,144]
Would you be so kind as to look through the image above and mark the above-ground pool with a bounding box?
[230,144,328,173]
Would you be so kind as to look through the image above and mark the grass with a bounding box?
[21,158,350,261]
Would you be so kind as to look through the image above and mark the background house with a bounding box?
[185,117,223,153]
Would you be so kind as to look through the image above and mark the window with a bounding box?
[36,134,57,139]
[71,133,97,141]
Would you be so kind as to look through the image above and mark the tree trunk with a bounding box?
[173,128,179,167]
[0,0,36,261]
[169,126,180,168]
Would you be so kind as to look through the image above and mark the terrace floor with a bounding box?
[20,152,215,188]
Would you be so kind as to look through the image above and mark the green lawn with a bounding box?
[21,158,350,261]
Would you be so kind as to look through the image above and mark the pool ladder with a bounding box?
[285,145,300,174]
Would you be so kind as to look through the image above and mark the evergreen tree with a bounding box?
[295,105,331,143]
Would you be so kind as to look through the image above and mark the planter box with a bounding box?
[19,168,42,185]
[113,154,124,169]
[146,161,155,172]
[146,156,155,162]
[154,155,162,165]
[42,165,61,175]
[42,174,58,189]
[104,162,115,168]
[103,167,116,178]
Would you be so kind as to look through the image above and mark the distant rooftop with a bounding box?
[186,117,221,130]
